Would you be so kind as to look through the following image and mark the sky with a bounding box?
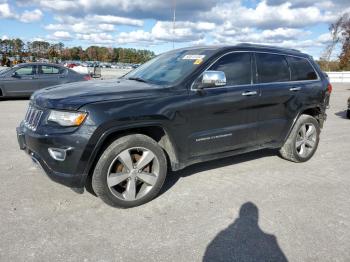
[0,0,349,58]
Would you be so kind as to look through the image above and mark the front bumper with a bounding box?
[16,124,89,188]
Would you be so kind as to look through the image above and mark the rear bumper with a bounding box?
[16,125,87,188]
[318,112,327,128]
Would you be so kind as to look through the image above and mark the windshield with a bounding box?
[124,48,216,85]
[0,67,11,75]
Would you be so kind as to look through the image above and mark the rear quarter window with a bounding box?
[256,53,290,83]
[40,66,60,74]
[286,56,318,81]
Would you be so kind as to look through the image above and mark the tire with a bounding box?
[347,109,350,119]
[92,134,167,208]
[279,114,320,163]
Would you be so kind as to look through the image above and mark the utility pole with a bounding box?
[172,0,176,49]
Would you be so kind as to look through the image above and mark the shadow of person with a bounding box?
[335,110,349,119]
[203,202,288,262]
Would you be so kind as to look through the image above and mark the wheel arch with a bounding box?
[83,124,180,190]
[283,105,324,144]
[301,107,323,123]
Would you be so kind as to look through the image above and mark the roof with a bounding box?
[171,43,308,57]
[13,62,65,67]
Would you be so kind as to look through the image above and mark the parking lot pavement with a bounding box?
[0,84,349,262]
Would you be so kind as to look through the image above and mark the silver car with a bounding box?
[0,62,91,98]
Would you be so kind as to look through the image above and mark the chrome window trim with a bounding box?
[190,50,320,91]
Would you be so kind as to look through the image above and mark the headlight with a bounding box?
[48,110,87,127]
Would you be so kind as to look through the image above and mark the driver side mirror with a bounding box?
[11,72,19,78]
[197,70,226,89]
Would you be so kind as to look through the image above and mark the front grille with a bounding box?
[24,105,43,131]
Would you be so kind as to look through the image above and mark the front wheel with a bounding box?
[92,134,167,208]
[279,114,320,162]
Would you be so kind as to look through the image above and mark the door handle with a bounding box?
[290,87,302,91]
[242,91,258,96]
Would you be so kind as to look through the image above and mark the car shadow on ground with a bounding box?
[202,202,288,262]
[0,97,29,101]
[335,110,349,119]
[160,149,277,196]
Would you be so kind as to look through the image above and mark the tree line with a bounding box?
[0,38,155,64]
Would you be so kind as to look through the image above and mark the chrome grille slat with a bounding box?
[24,105,43,131]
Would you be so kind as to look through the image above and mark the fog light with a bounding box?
[48,147,71,161]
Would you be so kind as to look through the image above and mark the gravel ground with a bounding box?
[0,83,349,262]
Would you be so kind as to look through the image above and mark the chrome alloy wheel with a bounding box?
[106,147,160,201]
[295,123,317,158]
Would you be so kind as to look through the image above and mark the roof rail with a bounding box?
[236,43,301,53]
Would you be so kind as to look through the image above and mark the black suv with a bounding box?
[16,44,332,208]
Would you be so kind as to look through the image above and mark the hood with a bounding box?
[32,78,164,110]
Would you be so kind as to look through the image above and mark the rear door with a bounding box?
[2,65,38,96]
[37,65,67,89]
[286,56,321,108]
[253,52,304,145]
[189,52,260,157]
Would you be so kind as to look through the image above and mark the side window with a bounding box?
[287,56,317,81]
[256,53,290,83]
[38,65,60,75]
[208,52,252,86]
[15,66,35,76]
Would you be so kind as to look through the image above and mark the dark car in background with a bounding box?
[16,44,331,208]
[0,63,91,98]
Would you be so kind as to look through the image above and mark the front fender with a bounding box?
[79,121,181,185]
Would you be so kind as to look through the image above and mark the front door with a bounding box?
[2,65,38,97]
[189,52,260,157]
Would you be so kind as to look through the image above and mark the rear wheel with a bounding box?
[92,134,167,208]
[279,114,320,162]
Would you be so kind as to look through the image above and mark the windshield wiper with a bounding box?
[127,77,148,83]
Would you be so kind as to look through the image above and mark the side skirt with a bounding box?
[171,143,281,171]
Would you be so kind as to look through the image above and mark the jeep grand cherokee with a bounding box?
[16,44,332,208]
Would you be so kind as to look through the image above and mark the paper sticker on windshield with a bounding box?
[193,59,203,65]
[183,55,206,60]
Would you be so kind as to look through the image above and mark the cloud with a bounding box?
[76,33,114,44]
[4,0,349,58]
[0,3,16,19]
[45,22,116,34]
[19,9,43,23]
[98,24,115,32]
[43,14,141,38]
[88,15,143,26]
[202,1,335,30]
[116,30,153,44]
[17,0,218,21]
[0,2,43,23]
[115,21,212,44]
[49,31,73,40]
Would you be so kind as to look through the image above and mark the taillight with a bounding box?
[84,75,92,81]
[327,83,332,94]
